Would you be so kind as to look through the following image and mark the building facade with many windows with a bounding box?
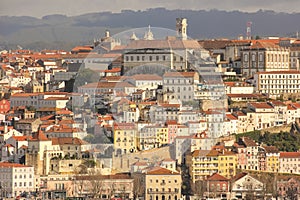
[241,41,289,77]
[254,71,300,98]
[0,162,35,198]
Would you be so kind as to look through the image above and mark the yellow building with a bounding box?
[218,151,237,179]
[188,149,237,183]
[264,146,280,173]
[188,150,219,183]
[145,166,182,200]
[113,122,137,155]
[156,126,168,146]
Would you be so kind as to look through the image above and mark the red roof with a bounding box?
[146,166,180,175]
[0,162,31,168]
[32,130,49,141]
[249,102,273,109]
[280,152,300,158]
[256,70,300,75]
[12,136,32,141]
[207,173,228,181]
[226,114,238,120]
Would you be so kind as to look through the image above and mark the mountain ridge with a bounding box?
[0,8,299,50]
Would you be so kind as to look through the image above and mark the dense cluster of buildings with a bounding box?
[0,18,300,199]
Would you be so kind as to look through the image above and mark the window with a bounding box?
[259,54,263,62]
[244,54,248,62]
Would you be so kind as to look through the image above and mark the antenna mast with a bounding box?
[246,21,252,40]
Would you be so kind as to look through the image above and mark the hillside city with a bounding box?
[0,18,300,200]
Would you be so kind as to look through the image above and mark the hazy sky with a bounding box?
[1,0,300,18]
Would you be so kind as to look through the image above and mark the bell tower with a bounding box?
[176,18,188,40]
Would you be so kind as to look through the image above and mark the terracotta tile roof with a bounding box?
[56,109,73,115]
[198,40,232,50]
[146,166,180,175]
[163,71,196,78]
[115,82,135,88]
[207,173,229,181]
[291,103,300,109]
[231,172,248,182]
[203,110,222,115]
[263,146,279,154]
[51,137,87,145]
[31,130,49,141]
[192,150,218,157]
[4,144,14,147]
[280,152,300,158]
[129,74,162,81]
[287,104,297,110]
[269,100,286,107]
[46,125,83,133]
[0,162,31,168]
[233,142,245,148]
[240,137,257,147]
[226,114,238,120]
[132,161,148,166]
[12,135,32,141]
[234,111,246,116]
[249,41,280,49]
[113,122,136,130]
[44,97,69,101]
[125,39,201,50]
[0,126,13,131]
[40,115,55,121]
[224,82,252,87]
[256,70,300,75]
[159,103,180,108]
[104,68,121,73]
[249,102,273,109]
[165,120,178,125]
[11,93,38,97]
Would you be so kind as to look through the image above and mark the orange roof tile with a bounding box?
[280,152,300,158]
[0,162,31,168]
[146,166,180,175]
[207,173,228,181]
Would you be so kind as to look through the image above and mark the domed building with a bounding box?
[24,72,44,93]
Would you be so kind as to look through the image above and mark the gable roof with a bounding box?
[207,173,228,181]
[146,166,180,175]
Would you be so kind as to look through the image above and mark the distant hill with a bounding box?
[0,8,299,50]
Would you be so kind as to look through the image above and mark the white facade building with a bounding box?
[0,162,35,198]
[254,71,300,98]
